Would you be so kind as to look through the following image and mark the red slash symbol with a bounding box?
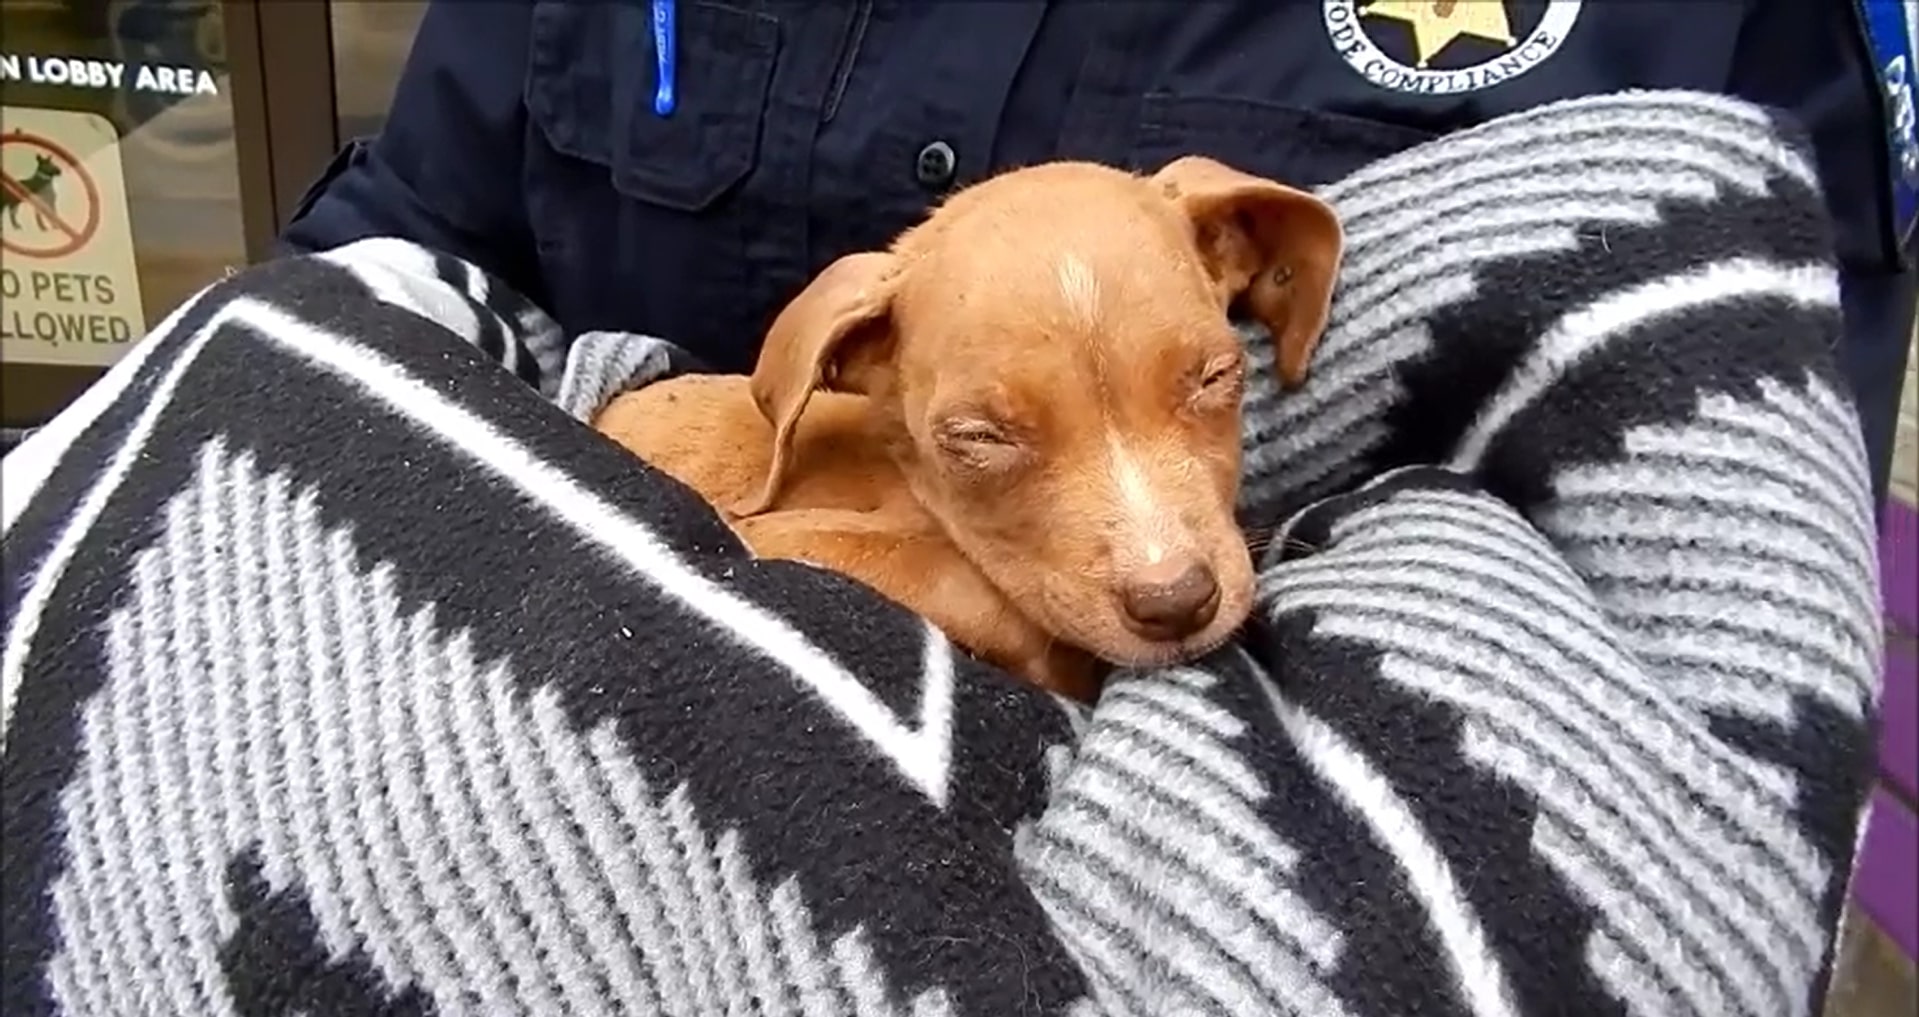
[1,129,103,260]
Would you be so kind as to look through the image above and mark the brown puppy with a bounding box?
[595,157,1342,701]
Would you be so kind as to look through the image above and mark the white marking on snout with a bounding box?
[1057,254,1102,327]
[1106,432,1177,565]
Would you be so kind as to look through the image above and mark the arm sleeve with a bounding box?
[1728,0,1914,502]
[276,0,547,310]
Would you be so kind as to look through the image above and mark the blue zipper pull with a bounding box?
[651,0,677,117]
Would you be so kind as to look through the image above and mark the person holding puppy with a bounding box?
[2,6,1894,1015]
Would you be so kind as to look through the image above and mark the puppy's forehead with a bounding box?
[908,223,1210,336]
[916,172,1198,272]
[898,169,1235,410]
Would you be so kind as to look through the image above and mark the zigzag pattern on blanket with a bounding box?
[1276,469,1864,1017]
[1238,91,1834,525]
[47,441,959,1017]
[1015,657,1351,1017]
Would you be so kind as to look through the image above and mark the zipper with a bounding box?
[822,0,873,126]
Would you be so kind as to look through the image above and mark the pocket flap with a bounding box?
[527,1,779,212]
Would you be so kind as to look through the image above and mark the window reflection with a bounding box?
[330,1,428,142]
[0,0,244,423]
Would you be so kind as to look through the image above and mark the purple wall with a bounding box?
[1856,500,1918,963]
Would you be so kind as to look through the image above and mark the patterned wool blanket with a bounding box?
[0,91,1884,1017]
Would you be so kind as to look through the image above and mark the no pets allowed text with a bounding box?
[0,269,135,348]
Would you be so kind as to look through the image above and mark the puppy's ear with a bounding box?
[741,250,902,516]
[1152,155,1343,389]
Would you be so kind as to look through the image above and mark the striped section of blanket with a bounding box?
[0,90,1881,1017]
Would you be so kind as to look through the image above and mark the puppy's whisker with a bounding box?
[1245,532,1322,558]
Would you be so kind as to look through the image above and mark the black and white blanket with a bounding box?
[0,91,1885,1017]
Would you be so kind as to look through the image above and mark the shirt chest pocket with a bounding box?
[526,0,779,212]
[1132,96,1441,191]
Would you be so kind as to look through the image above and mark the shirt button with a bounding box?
[915,140,957,190]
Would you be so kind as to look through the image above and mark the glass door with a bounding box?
[0,0,431,430]
[330,1,428,142]
[1,0,253,425]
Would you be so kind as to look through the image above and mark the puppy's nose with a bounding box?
[1119,559,1221,640]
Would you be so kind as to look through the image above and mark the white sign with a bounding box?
[0,106,147,368]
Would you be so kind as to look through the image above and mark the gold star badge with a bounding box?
[1359,0,1517,68]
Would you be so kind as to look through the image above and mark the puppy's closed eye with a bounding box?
[935,417,1027,473]
[1190,352,1246,409]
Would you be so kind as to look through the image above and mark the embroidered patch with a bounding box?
[1861,0,1919,246]
[1324,0,1581,95]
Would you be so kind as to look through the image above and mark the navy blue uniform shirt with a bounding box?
[281,0,1916,502]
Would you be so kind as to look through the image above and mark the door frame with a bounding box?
[222,0,340,262]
